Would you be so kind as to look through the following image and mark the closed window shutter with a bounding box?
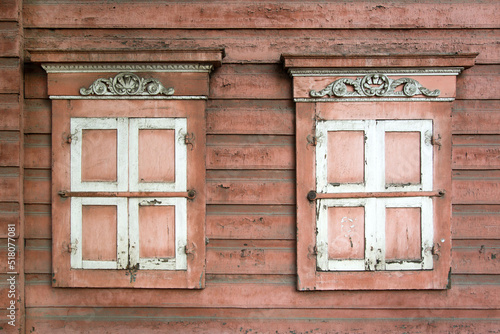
[282,54,477,290]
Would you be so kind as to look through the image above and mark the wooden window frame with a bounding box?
[34,50,224,289]
[283,54,477,290]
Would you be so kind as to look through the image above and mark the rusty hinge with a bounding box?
[307,244,317,259]
[125,263,139,283]
[185,242,197,259]
[432,243,441,260]
[65,241,78,255]
[431,134,442,150]
[184,133,195,150]
[306,134,317,147]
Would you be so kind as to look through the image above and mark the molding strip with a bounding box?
[295,97,455,103]
[289,68,463,77]
[50,95,207,100]
[42,63,214,73]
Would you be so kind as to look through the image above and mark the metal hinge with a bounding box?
[66,241,78,255]
[431,134,442,150]
[185,242,197,259]
[184,133,195,150]
[432,243,441,259]
[306,134,317,147]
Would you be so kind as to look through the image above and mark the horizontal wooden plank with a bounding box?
[23,2,500,29]
[452,170,500,205]
[452,240,500,275]
[207,170,295,205]
[0,22,19,57]
[25,204,51,239]
[24,64,47,99]
[24,99,51,134]
[452,100,500,134]
[26,238,499,276]
[456,65,500,100]
[0,0,19,22]
[207,135,294,170]
[24,28,500,65]
[24,134,50,169]
[207,204,295,240]
[25,273,500,309]
[207,239,295,274]
[23,63,500,101]
[0,131,19,167]
[25,239,51,274]
[452,205,500,240]
[24,307,500,334]
[24,169,50,204]
[0,203,19,238]
[0,95,20,131]
[452,135,500,170]
[0,167,19,202]
[207,100,294,135]
[211,64,291,100]
[0,58,20,94]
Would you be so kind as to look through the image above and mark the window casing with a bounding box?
[283,54,476,290]
[38,51,224,289]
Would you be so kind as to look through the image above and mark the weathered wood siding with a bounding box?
[1,0,499,332]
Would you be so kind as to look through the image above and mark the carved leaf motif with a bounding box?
[310,74,440,98]
[80,72,175,96]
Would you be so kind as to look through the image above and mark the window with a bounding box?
[283,54,476,290]
[37,50,223,288]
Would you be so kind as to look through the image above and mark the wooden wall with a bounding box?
[2,0,499,332]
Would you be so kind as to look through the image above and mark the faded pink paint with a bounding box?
[328,206,365,260]
[138,129,175,183]
[139,205,176,259]
[385,207,421,260]
[385,131,421,185]
[82,205,117,261]
[81,129,117,182]
[328,131,364,184]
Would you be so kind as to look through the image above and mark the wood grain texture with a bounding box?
[456,65,500,100]
[0,22,20,57]
[0,0,19,21]
[24,134,50,169]
[0,167,19,202]
[23,2,500,29]
[0,95,20,131]
[25,204,51,239]
[207,170,295,205]
[24,273,500,309]
[207,100,294,135]
[452,100,500,134]
[25,239,498,276]
[207,135,294,170]
[24,28,500,65]
[24,99,51,134]
[0,131,20,167]
[0,58,20,94]
[452,135,500,170]
[452,170,500,205]
[23,169,50,204]
[207,205,295,240]
[452,205,500,240]
[0,203,18,238]
[452,240,500,274]
[24,307,500,334]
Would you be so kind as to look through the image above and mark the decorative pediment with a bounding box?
[310,73,440,98]
[80,72,174,96]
